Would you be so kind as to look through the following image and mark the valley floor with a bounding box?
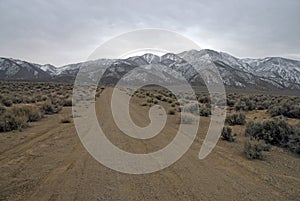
[0,88,300,201]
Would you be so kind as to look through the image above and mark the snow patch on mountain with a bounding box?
[1,50,300,90]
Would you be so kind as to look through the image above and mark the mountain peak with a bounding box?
[161,53,185,63]
[1,50,300,90]
[141,53,160,64]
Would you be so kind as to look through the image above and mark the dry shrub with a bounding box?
[1,97,12,107]
[0,105,42,132]
[226,99,235,107]
[40,101,62,114]
[221,126,235,142]
[183,102,199,115]
[140,102,148,107]
[0,105,6,115]
[268,104,300,119]
[287,124,300,155]
[63,98,73,107]
[0,113,28,132]
[245,117,291,147]
[244,138,269,160]
[11,105,43,122]
[198,95,210,104]
[181,113,197,124]
[199,107,211,117]
[225,113,246,126]
[40,101,55,114]
[245,117,299,155]
[61,116,72,123]
[168,109,176,115]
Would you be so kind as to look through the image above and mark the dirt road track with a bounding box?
[1,88,299,201]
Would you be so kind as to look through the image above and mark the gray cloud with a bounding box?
[0,0,299,66]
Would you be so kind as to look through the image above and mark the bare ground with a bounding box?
[0,88,299,201]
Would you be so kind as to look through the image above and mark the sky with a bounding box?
[0,0,299,66]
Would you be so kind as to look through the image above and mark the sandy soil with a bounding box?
[0,88,299,201]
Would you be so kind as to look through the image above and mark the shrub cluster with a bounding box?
[287,124,300,154]
[181,113,197,124]
[183,102,199,115]
[199,107,211,117]
[168,109,176,115]
[40,101,62,114]
[244,138,270,160]
[226,99,235,107]
[61,116,72,123]
[1,97,13,107]
[0,105,42,132]
[225,113,246,126]
[245,117,300,155]
[63,98,73,107]
[0,82,75,132]
[235,99,255,111]
[198,95,210,104]
[221,126,235,142]
[11,105,43,122]
[268,104,300,119]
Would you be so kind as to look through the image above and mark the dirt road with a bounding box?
[1,88,299,201]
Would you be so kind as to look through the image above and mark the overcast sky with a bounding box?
[0,0,299,66]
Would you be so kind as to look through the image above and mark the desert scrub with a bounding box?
[155,94,162,100]
[221,126,235,142]
[226,99,235,107]
[63,98,73,107]
[245,117,292,146]
[225,113,246,126]
[49,96,64,106]
[268,104,300,119]
[0,105,6,115]
[287,132,300,154]
[167,98,173,104]
[146,98,153,103]
[0,113,28,132]
[285,124,300,155]
[235,98,256,111]
[244,138,269,160]
[198,95,210,104]
[61,116,72,123]
[0,105,38,132]
[234,101,247,111]
[1,97,12,107]
[40,101,55,114]
[245,117,299,155]
[183,102,199,115]
[256,101,270,110]
[34,94,48,102]
[181,113,197,124]
[11,105,43,122]
[12,95,24,104]
[168,109,176,115]
[40,101,61,114]
[95,91,101,98]
[199,107,211,117]
[140,102,148,107]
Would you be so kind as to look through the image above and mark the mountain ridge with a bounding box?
[1,49,300,91]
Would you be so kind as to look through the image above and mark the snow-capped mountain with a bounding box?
[0,58,51,80]
[1,49,300,91]
[241,57,300,89]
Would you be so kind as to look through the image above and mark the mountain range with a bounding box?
[1,49,300,91]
